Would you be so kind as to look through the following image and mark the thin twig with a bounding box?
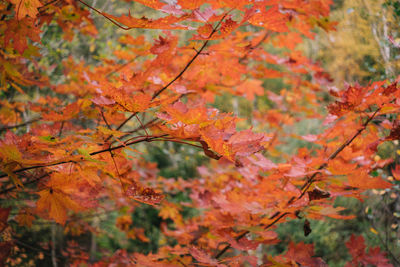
[76,0,131,30]
[0,134,168,179]
[58,121,64,137]
[151,13,229,100]
[0,118,41,133]
[156,138,204,149]
[105,57,138,78]
[0,173,49,195]
[39,0,60,10]
[99,108,112,130]
[239,31,270,63]
[134,114,149,137]
[111,118,159,145]
[105,12,230,139]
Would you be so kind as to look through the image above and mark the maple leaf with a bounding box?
[189,246,221,266]
[4,17,41,54]
[159,202,180,220]
[345,235,393,267]
[10,0,42,20]
[385,120,400,141]
[281,242,328,266]
[193,7,214,22]
[228,129,267,158]
[126,182,164,206]
[382,82,398,96]
[196,23,214,39]
[236,79,264,100]
[327,84,367,116]
[4,0,400,264]
[0,144,24,188]
[150,35,172,55]
[91,95,115,105]
[106,13,190,30]
[160,101,209,125]
[218,229,260,251]
[244,153,277,171]
[248,5,288,32]
[95,87,153,113]
[348,170,392,189]
[15,209,35,227]
[36,188,83,225]
[391,165,400,181]
[127,0,163,9]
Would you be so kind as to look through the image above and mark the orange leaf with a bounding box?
[348,170,392,189]
[126,182,164,206]
[36,189,82,225]
[10,0,42,20]
[236,79,264,101]
[106,13,190,30]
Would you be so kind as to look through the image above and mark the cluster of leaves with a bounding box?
[0,0,399,266]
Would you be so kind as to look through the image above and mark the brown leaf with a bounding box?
[126,182,164,206]
[385,120,400,141]
[308,188,330,201]
[303,219,312,237]
[383,82,398,96]
[200,141,221,160]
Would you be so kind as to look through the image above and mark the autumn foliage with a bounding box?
[0,0,399,266]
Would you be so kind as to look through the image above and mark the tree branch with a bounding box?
[0,173,49,195]
[0,134,168,179]
[111,118,159,145]
[213,108,381,259]
[76,0,132,30]
[0,118,41,133]
[105,12,230,139]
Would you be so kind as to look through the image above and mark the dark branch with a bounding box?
[0,173,49,195]
[106,13,229,139]
[111,118,159,145]
[0,118,41,133]
[76,0,131,30]
[0,134,168,179]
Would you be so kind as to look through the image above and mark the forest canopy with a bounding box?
[0,0,400,266]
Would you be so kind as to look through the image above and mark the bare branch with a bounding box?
[0,118,41,133]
